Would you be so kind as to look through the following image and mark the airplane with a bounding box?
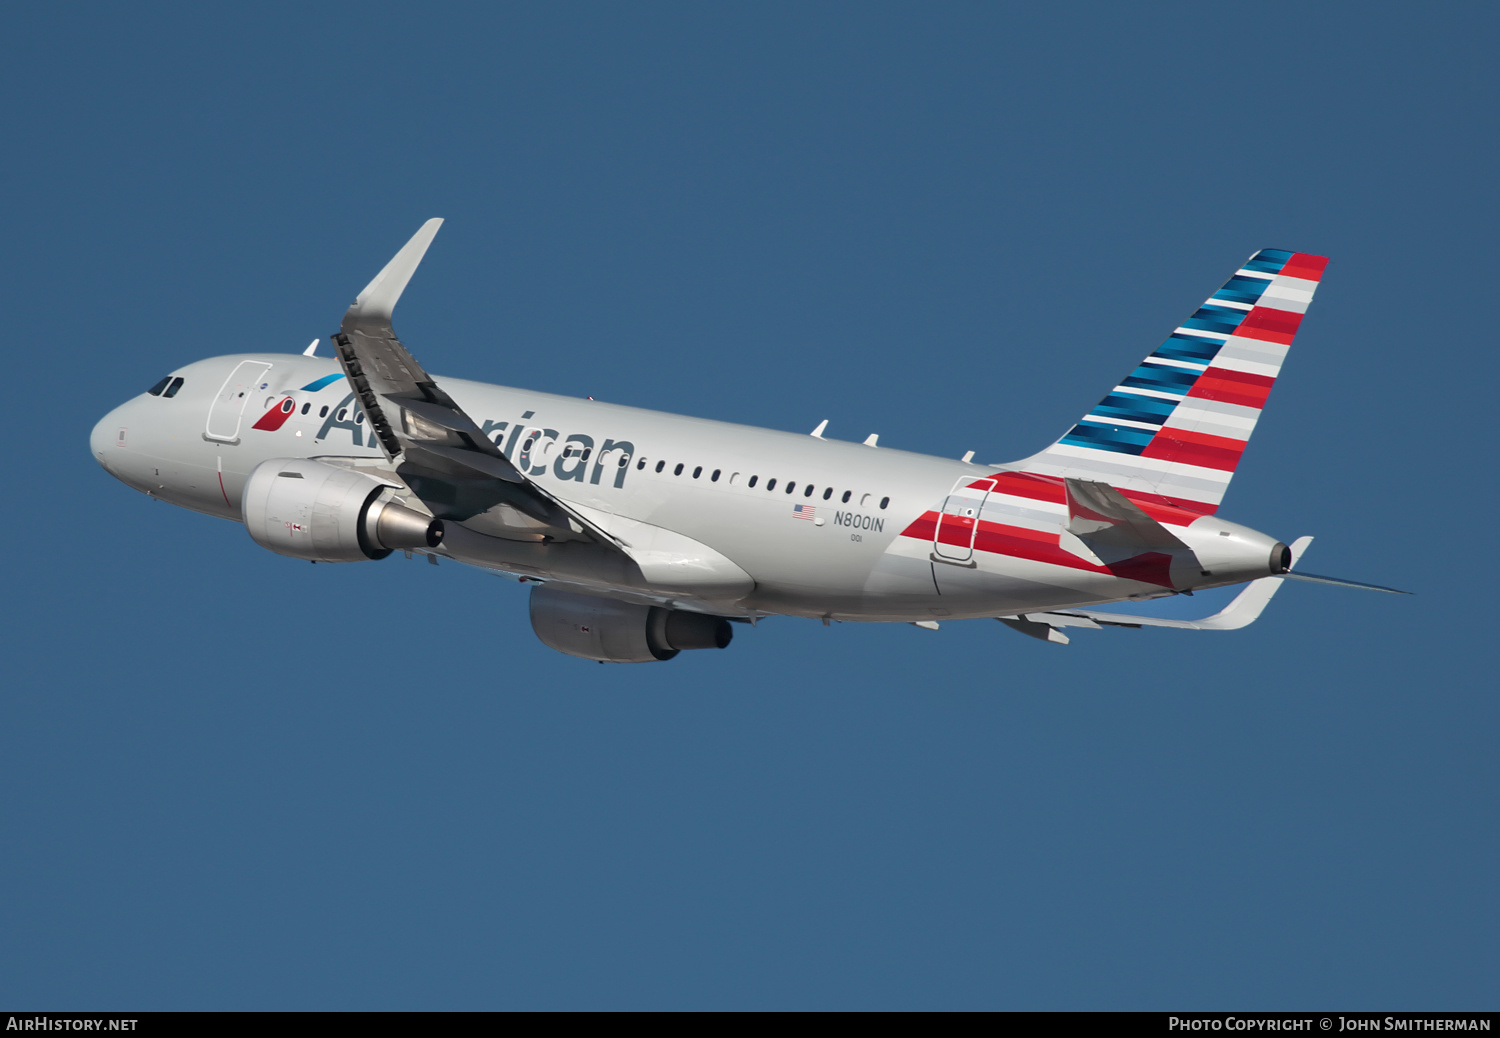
[89,221,1404,661]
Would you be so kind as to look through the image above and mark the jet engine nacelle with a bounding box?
[529,585,733,663]
[241,458,443,563]
[1183,515,1291,589]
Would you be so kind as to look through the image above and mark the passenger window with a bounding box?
[860,493,871,506]
[766,478,776,491]
[841,490,851,503]
[581,448,591,462]
[804,485,815,497]
[636,458,646,470]
[336,408,347,421]
[674,463,684,476]
[748,475,758,488]
[711,469,721,482]
[785,481,796,494]
[301,403,310,415]
[280,398,295,413]
[823,487,833,500]
[729,472,740,485]
[355,411,365,425]
[163,377,184,398]
[880,497,890,510]
[320,406,329,418]
[656,460,666,473]
[692,466,702,479]
[147,376,172,397]
[618,454,629,468]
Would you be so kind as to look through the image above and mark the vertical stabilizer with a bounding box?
[1015,249,1327,514]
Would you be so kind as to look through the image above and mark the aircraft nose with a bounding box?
[90,405,126,473]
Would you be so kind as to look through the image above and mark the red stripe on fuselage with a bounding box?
[900,511,1176,588]
[968,471,1212,523]
[1115,488,1215,515]
[963,471,1062,502]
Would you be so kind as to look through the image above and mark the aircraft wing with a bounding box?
[998,536,1314,644]
[330,220,616,545]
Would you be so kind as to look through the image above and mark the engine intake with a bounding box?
[242,458,442,563]
[529,585,733,663]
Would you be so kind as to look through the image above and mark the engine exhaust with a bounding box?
[366,498,444,551]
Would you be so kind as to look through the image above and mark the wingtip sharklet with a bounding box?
[344,218,444,331]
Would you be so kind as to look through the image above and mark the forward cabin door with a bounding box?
[205,361,273,444]
[932,476,995,563]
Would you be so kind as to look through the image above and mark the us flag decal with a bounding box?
[793,505,816,521]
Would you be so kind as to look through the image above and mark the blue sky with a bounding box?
[2,2,1496,1009]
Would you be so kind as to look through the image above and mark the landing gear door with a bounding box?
[933,476,995,563]
[205,361,273,444]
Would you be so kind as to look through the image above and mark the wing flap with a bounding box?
[996,616,1072,644]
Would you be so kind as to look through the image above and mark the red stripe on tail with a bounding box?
[1235,307,1303,346]
[1187,368,1276,409]
[1141,428,1247,472]
[1279,253,1328,281]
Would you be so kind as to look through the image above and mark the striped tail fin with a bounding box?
[1015,248,1327,514]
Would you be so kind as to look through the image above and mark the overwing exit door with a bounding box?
[204,361,273,444]
[932,476,996,563]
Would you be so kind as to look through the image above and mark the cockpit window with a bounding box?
[147,376,172,396]
[162,377,184,398]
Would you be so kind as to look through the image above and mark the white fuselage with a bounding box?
[91,352,1283,623]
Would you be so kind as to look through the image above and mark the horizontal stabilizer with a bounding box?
[997,535,1313,642]
[1064,477,1188,552]
[1276,571,1409,594]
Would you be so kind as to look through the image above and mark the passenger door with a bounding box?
[933,476,995,563]
[205,361,273,444]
